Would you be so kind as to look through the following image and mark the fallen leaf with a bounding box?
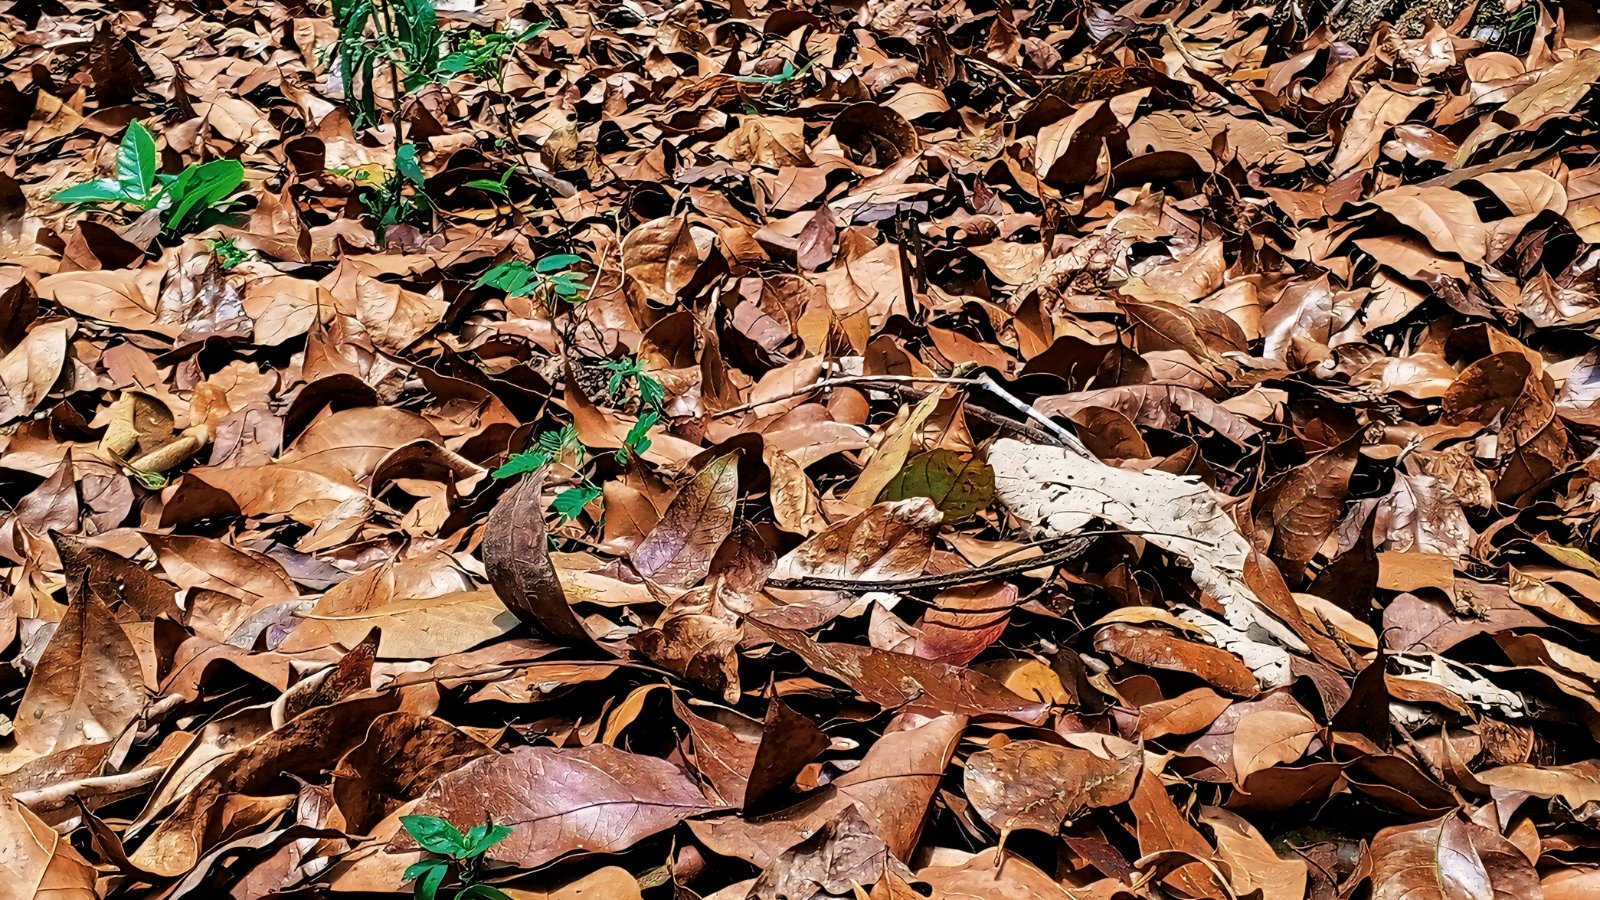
[484,471,597,646]
[408,743,715,868]
[964,737,1141,834]
[632,452,738,587]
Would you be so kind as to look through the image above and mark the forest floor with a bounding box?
[4,0,1600,896]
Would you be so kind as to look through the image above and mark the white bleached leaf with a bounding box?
[987,439,1308,662]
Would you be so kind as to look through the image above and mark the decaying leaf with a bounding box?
[7,0,1600,893]
[408,744,714,868]
[963,737,1141,834]
[989,438,1306,670]
[484,470,597,646]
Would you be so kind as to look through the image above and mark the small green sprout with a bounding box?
[600,356,664,409]
[209,237,251,269]
[400,815,512,900]
[475,254,586,302]
[463,167,515,198]
[54,121,246,236]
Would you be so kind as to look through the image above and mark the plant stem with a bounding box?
[371,0,407,145]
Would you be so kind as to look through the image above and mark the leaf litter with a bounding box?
[3,0,1600,896]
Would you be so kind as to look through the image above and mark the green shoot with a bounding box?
[400,815,512,900]
[600,356,664,410]
[463,167,515,198]
[617,411,657,464]
[491,424,584,479]
[475,254,586,303]
[54,122,246,236]
[551,482,602,521]
[53,120,157,207]
[348,143,430,241]
[438,22,551,80]
[209,237,252,269]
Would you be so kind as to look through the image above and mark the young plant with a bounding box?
[341,142,430,240]
[53,121,246,236]
[400,815,511,900]
[438,22,550,80]
[617,411,657,464]
[492,424,602,522]
[601,355,664,410]
[463,167,515,198]
[491,411,653,521]
[332,0,439,126]
[209,236,252,269]
[475,254,586,303]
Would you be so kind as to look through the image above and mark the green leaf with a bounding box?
[209,237,251,269]
[115,121,158,199]
[516,21,552,41]
[879,449,996,523]
[160,158,245,233]
[454,886,513,900]
[616,411,658,463]
[535,253,582,273]
[552,483,601,521]
[411,860,449,900]
[436,51,474,74]
[536,424,584,461]
[52,178,134,205]
[637,373,664,409]
[462,822,511,857]
[397,143,427,188]
[491,448,549,480]
[403,859,446,882]
[464,178,508,196]
[393,0,441,84]
[401,815,470,857]
[475,260,538,296]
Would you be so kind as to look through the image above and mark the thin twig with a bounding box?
[766,525,1216,593]
[766,539,1087,592]
[709,373,1088,454]
[711,374,983,418]
[974,372,1095,459]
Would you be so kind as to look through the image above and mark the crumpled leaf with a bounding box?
[748,620,1049,722]
[631,452,738,587]
[0,793,98,898]
[1369,813,1540,900]
[963,737,1141,834]
[484,470,597,646]
[3,583,144,766]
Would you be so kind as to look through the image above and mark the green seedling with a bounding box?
[475,254,586,302]
[333,0,440,126]
[600,356,664,410]
[341,143,430,240]
[492,423,584,479]
[550,481,602,520]
[438,22,551,80]
[617,411,657,464]
[53,121,246,236]
[209,236,252,269]
[400,815,512,900]
[463,167,515,197]
[491,423,608,522]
